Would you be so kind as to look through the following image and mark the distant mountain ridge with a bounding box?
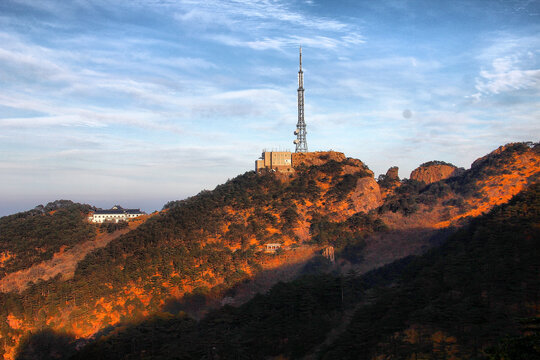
[0,142,538,359]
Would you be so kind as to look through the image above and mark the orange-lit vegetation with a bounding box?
[73,182,539,359]
[318,182,540,359]
[0,152,380,359]
[378,142,540,228]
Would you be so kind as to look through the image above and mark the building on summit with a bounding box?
[256,47,308,173]
[255,150,293,173]
[88,206,145,223]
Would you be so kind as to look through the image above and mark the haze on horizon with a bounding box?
[0,0,539,217]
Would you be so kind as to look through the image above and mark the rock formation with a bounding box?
[349,177,383,213]
[385,166,399,180]
[410,161,458,184]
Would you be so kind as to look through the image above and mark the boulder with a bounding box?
[349,177,383,213]
[410,161,458,185]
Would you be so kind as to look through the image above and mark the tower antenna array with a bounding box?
[294,46,308,152]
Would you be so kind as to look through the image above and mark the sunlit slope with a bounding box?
[0,218,147,293]
[72,182,540,360]
[0,152,381,359]
[378,142,540,229]
[0,143,538,359]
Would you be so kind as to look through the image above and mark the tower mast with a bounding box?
[294,46,308,152]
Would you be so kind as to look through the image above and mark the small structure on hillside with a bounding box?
[265,243,282,253]
[88,206,145,223]
[322,246,335,263]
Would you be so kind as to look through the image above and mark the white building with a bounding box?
[88,206,145,223]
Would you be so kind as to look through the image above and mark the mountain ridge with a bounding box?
[0,142,538,359]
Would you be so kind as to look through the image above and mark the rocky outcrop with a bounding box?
[342,158,374,177]
[378,166,401,199]
[386,166,399,180]
[410,161,459,185]
[350,177,383,213]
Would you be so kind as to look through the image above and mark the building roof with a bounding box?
[93,209,144,215]
[125,209,144,214]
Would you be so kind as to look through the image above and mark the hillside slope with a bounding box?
[0,201,95,279]
[320,181,540,359]
[0,219,147,293]
[378,142,540,228]
[69,181,540,360]
[0,143,538,359]
[0,152,381,359]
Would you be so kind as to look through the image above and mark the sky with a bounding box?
[0,0,539,216]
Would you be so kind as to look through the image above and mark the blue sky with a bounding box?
[0,0,539,216]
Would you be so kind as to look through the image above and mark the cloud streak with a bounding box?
[211,34,365,51]
[171,0,351,31]
[475,56,540,96]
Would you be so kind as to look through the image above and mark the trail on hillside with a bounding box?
[0,225,139,293]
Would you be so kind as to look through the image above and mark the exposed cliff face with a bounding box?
[349,177,383,213]
[409,161,459,184]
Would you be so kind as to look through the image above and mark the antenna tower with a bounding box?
[294,46,308,152]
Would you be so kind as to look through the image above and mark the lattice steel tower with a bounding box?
[294,46,308,152]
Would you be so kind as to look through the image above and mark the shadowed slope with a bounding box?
[320,182,540,359]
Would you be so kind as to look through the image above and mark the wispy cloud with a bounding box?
[168,0,366,52]
[474,56,540,96]
[211,34,364,51]
[171,0,350,31]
